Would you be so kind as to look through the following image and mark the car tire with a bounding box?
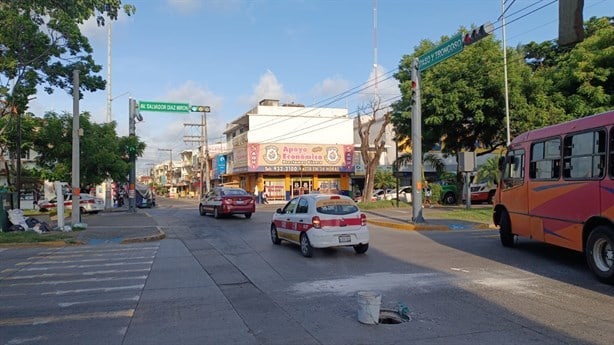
[213,207,220,219]
[199,204,206,216]
[443,192,456,205]
[499,209,515,247]
[300,233,313,257]
[245,213,252,219]
[585,226,614,284]
[353,243,369,254]
[270,225,282,245]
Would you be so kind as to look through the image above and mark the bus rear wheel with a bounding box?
[586,226,614,284]
[499,210,515,247]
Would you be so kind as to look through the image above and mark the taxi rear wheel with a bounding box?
[300,233,313,257]
[213,207,220,219]
[270,225,281,245]
[353,243,369,254]
[198,204,206,216]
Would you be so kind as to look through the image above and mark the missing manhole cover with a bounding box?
[379,309,406,324]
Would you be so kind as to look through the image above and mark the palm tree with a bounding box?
[476,156,501,186]
[394,152,446,181]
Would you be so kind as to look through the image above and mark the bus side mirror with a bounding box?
[498,156,506,171]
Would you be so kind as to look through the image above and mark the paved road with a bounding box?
[1,198,612,345]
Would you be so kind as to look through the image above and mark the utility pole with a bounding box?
[128,98,142,213]
[186,105,211,198]
[158,148,173,189]
[71,70,81,225]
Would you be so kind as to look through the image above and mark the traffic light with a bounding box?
[410,81,418,105]
[129,98,143,136]
[190,105,210,113]
[463,22,494,46]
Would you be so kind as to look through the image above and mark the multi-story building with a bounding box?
[220,99,355,201]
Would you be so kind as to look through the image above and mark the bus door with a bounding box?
[500,149,531,238]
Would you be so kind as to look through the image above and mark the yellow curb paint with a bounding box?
[367,219,448,231]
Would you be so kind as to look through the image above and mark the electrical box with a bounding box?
[458,152,476,172]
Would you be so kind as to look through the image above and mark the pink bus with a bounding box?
[494,110,614,284]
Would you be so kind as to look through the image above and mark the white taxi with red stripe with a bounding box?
[270,194,369,257]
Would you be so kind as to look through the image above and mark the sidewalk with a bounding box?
[362,206,496,231]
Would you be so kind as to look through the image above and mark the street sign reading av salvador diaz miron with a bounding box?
[139,101,190,113]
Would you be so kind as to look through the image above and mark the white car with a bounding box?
[37,194,104,214]
[270,194,369,257]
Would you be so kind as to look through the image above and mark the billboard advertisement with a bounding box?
[234,143,354,173]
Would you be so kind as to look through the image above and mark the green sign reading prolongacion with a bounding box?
[418,33,464,71]
[139,101,190,113]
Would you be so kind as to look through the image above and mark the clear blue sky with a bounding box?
[28,0,612,174]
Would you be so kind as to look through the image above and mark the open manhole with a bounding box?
[378,309,407,325]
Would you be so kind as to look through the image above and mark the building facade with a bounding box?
[221,99,355,201]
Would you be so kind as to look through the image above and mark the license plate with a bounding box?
[339,235,351,243]
[235,200,244,205]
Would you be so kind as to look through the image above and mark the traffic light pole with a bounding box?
[410,58,424,223]
[128,97,136,213]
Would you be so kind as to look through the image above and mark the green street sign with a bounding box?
[139,101,190,113]
[418,33,464,71]
[190,105,211,112]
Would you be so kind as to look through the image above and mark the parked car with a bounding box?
[198,187,255,219]
[462,182,497,204]
[270,194,369,257]
[433,179,458,205]
[391,186,412,202]
[37,194,104,214]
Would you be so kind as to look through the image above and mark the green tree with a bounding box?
[392,26,565,185]
[536,17,613,117]
[374,170,395,190]
[0,1,136,117]
[475,156,501,187]
[31,111,145,188]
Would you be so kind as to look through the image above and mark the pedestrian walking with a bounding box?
[423,182,432,208]
[262,188,269,204]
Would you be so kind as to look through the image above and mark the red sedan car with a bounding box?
[198,187,255,219]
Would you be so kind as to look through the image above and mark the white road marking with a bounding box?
[3,268,151,280]
[58,295,140,308]
[0,309,135,326]
[16,256,154,265]
[41,284,145,295]
[3,275,147,287]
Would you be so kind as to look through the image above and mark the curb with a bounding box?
[367,219,448,231]
[120,227,166,244]
[367,219,497,231]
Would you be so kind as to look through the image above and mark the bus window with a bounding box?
[530,138,561,180]
[502,149,524,189]
[563,130,606,179]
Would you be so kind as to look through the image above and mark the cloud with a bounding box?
[167,0,203,14]
[167,0,246,14]
[79,11,131,44]
[310,76,351,101]
[240,70,294,108]
[359,65,400,105]
[136,81,226,167]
